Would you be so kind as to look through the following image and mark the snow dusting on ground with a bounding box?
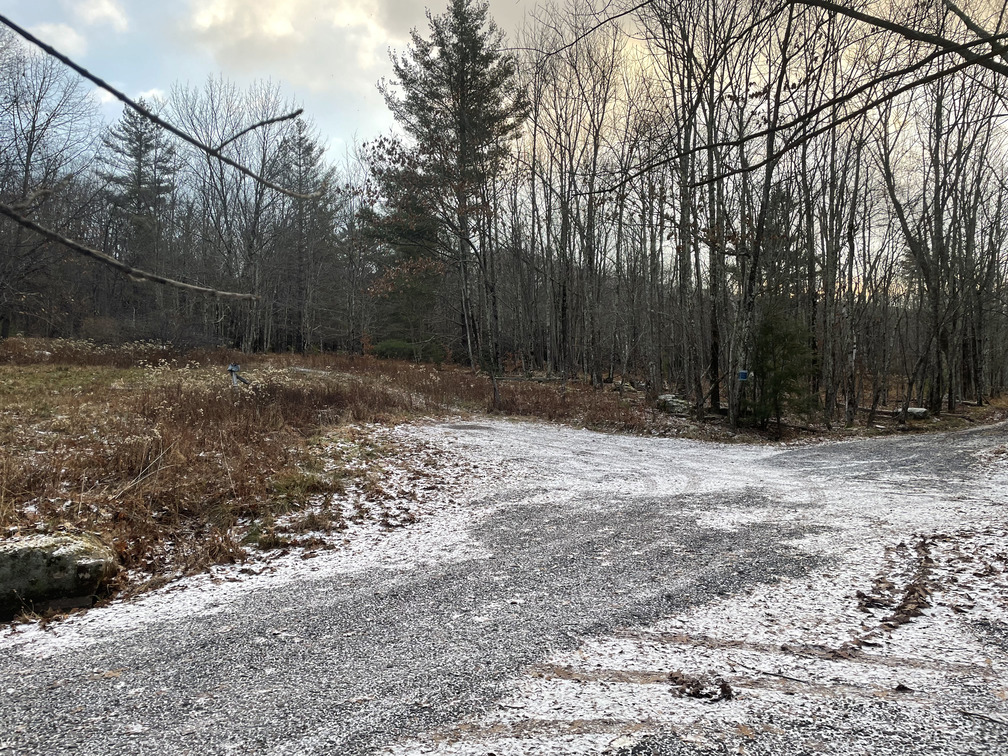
[0,420,508,661]
[376,420,1008,755]
[3,418,1006,754]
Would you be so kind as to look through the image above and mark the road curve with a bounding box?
[2,420,1006,755]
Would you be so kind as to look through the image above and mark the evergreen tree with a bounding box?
[272,117,340,350]
[99,99,177,268]
[96,100,178,335]
[377,0,526,367]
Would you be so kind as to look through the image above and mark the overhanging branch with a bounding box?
[793,0,1008,77]
[0,13,323,201]
[0,202,258,301]
[597,32,1006,193]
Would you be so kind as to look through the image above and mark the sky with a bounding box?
[0,0,536,157]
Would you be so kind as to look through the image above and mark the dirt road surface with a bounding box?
[2,419,1006,755]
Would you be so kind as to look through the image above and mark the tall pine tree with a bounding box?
[100,99,177,269]
[376,0,526,368]
[98,99,178,332]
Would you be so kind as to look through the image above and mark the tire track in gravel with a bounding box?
[381,421,1008,756]
[3,419,1006,756]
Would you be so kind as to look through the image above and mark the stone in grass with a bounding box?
[657,394,691,414]
[892,407,930,420]
[0,534,119,620]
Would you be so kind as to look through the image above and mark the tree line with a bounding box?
[0,31,358,353]
[3,0,1008,427]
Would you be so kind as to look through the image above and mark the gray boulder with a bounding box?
[893,407,930,420]
[657,394,691,414]
[0,534,119,619]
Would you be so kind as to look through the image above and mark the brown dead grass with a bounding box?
[0,338,495,585]
[491,380,666,435]
[2,337,1004,595]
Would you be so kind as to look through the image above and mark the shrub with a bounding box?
[748,309,817,434]
[373,338,415,360]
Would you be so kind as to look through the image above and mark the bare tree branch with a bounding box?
[792,0,1008,77]
[0,13,323,201]
[521,1,649,68]
[216,110,305,153]
[0,201,258,301]
[10,180,70,213]
[944,0,1008,60]
[599,33,1007,193]
[694,44,1003,187]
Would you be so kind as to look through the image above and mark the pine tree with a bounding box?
[377,0,526,367]
[99,99,177,268]
[272,117,340,350]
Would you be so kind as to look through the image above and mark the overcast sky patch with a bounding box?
[69,0,129,32]
[27,22,88,57]
[5,0,535,155]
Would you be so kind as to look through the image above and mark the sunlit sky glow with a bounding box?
[0,0,535,157]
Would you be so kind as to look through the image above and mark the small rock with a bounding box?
[657,395,691,414]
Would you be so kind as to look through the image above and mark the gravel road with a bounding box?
[2,419,1006,755]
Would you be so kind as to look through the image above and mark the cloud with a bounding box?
[92,87,117,104]
[375,0,530,39]
[185,0,531,96]
[67,0,130,32]
[186,1,405,97]
[135,87,167,104]
[91,87,117,106]
[373,0,427,40]
[180,0,534,142]
[491,0,531,31]
[28,23,88,57]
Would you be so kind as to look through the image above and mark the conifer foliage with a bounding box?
[100,99,177,268]
[383,0,525,187]
[374,0,527,368]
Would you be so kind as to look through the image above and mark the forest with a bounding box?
[2,0,1008,428]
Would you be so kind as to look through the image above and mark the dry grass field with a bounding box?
[2,337,1004,604]
[0,339,667,595]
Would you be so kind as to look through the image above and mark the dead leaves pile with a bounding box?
[667,669,734,702]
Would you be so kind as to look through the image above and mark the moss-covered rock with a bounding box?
[657,394,691,414]
[0,534,119,619]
